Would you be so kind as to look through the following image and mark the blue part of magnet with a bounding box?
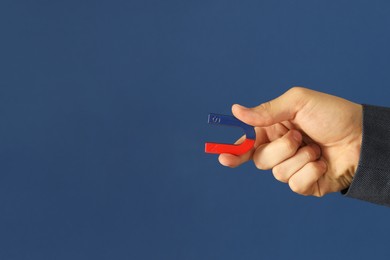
[207,113,256,140]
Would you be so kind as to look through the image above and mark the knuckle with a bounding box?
[272,166,288,183]
[313,192,325,198]
[304,148,317,162]
[253,159,267,170]
[282,137,298,155]
[288,178,307,195]
[259,101,271,111]
[286,87,310,110]
[272,165,280,177]
[257,102,273,125]
[253,148,271,170]
[306,161,319,172]
[288,86,307,96]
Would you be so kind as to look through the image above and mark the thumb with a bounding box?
[232,87,308,127]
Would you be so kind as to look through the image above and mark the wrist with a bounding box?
[342,104,363,189]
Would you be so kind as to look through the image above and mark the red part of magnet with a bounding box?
[205,138,255,155]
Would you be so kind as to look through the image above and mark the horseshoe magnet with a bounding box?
[205,113,256,155]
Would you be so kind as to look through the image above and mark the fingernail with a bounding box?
[292,130,302,142]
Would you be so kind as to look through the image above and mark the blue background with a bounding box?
[1,0,390,259]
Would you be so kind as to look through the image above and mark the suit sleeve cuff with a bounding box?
[343,104,390,206]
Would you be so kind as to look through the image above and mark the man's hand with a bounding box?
[219,87,363,197]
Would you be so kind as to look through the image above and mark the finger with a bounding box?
[218,135,252,168]
[253,129,302,170]
[288,160,327,196]
[264,122,289,141]
[272,143,321,183]
[219,125,289,168]
[232,87,309,127]
[219,121,291,168]
[218,127,268,168]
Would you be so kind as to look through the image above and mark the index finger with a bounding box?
[218,122,291,168]
[218,127,267,168]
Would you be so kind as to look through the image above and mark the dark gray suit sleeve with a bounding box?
[343,104,390,206]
